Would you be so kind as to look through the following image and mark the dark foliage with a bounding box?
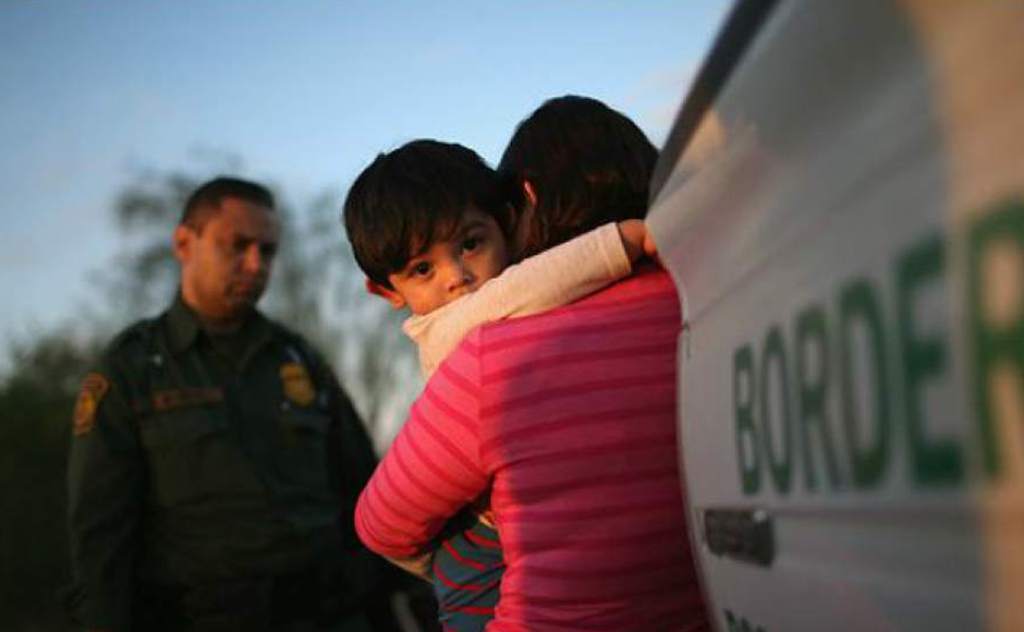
[1,334,98,631]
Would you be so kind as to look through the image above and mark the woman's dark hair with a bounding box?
[343,140,511,288]
[498,95,657,259]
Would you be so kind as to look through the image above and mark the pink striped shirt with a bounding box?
[356,266,708,631]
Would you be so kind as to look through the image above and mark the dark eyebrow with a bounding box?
[459,219,489,234]
[231,230,277,245]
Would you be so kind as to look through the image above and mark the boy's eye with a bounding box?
[462,237,480,252]
[412,262,431,277]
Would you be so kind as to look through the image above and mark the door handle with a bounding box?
[703,508,775,567]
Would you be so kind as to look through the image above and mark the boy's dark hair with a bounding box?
[497,95,657,259]
[180,176,276,232]
[343,140,510,288]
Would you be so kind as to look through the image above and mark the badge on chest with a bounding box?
[279,362,316,407]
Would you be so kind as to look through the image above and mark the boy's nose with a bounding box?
[446,261,473,293]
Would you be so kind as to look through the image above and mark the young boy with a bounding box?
[343,139,653,630]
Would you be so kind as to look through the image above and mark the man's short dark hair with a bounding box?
[497,95,657,258]
[343,140,510,288]
[180,176,276,231]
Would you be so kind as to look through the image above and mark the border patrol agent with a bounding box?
[66,177,403,631]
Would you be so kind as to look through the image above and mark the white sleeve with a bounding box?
[405,222,631,376]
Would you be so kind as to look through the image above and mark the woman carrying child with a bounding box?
[349,97,708,631]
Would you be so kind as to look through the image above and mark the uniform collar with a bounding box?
[164,292,273,357]
[165,292,202,354]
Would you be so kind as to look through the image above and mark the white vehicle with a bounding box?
[647,1,1024,630]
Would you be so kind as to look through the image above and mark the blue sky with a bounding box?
[0,1,728,352]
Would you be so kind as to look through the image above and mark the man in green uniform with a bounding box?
[66,177,404,631]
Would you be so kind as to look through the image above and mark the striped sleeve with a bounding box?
[355,333,490,558]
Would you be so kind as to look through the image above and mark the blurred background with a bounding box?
[0,2,727,629]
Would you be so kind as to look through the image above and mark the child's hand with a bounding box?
[476,508,496,528]
[618,219,659,263]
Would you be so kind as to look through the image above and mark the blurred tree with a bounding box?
[0,332,99,630]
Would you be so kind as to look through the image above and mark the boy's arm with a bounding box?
[407,220,648,376]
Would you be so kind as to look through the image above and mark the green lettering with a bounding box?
[838,279,891,488]
[968,199,1024,477]
[760,326,793,494]
[796,305,841,490]
[735,345,760,494]
[897,234,961,486]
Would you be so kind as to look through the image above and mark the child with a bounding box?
[343,139,654,630]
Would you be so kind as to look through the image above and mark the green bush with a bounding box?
[1,335,97,631]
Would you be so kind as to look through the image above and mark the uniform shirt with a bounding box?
[67,294,378,630]
[356,266,709,631]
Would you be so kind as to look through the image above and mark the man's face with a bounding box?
[174,196,280,321]
[372,208,509,315]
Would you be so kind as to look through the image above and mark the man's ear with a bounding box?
[365,278,407,310]
[172,224,194,265]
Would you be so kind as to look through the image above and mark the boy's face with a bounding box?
[369,208,509,315]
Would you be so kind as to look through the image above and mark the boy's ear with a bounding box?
[365,278,407,310]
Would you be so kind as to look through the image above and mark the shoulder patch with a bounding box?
[73,373,110,436]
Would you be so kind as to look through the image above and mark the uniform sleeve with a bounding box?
[407,222,631,376]
[67,358,145,630]
[315,355,378,510]
[308,349,416,626]
[354,334,490,558]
